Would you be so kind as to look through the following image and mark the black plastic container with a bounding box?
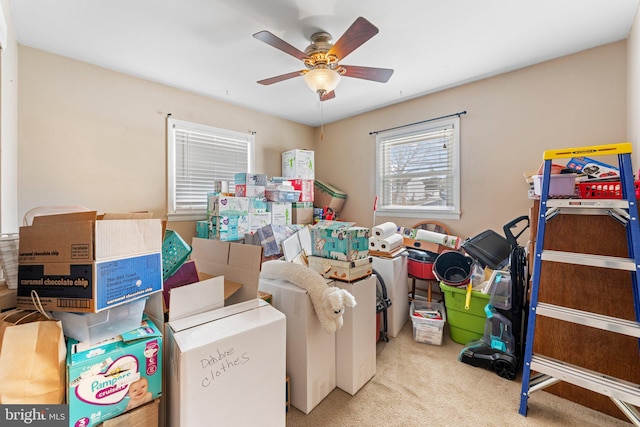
[461,230,511,270]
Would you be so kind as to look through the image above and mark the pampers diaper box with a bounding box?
[66,316,162,427]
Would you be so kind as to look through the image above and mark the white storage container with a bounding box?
[52,298,146,344]
[532,174,577,196]
[410,300,446,345]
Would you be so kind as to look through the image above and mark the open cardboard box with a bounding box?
[189,237,263,306]
[161,260,243,314]
[17,211,163,313]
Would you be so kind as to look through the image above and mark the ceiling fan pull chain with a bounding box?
[320,98,325,140]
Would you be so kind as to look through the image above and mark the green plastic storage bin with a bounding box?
[439,282,490,345]
[162,229,192,281]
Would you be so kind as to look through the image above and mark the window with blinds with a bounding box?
[167,118,254,219]
[375,116,460,219]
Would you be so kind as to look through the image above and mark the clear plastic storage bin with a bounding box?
[52,298,146,344]
[410,300,446,345]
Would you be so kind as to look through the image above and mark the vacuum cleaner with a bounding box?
[457,216,529,380]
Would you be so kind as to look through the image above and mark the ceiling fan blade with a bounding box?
[320,90,336,102]
[327,17,379,61]
[257,70,304,85]
[341,65,394,83]
[253,30,309,61]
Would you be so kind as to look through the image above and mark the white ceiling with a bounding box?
[9,0,640,127]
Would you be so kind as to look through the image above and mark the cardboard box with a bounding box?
[290,179,314,202]
[248,211,271,232]
[313,180,346,213]
[206,195,249,217]
[195,220,209,239]
[167,299,286,427]
[402,237,446,253]
[334,275,377,395]
[282,149,314,180]
[267,202,292,226]
[258,277,336,414]
[307,256,373,282]
[209,215,242,241]
[235,184,266,198]
[234,173,268,186]
[67,316,163,427]
[17,212,163,313]
[189,238,263,306]
[248,196,268,213]
[565,156,620,179]
[98,398,159,427]
[292,204,313,225]
[280,226,312,263]
[311,221,370,261]
[371,255,409,338]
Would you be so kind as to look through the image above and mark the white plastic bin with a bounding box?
[410,300,446,345]
[532,174,577,196]
[52,298,146,344]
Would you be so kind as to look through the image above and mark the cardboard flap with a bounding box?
[168,298,267,334]
[94,219,163,260]
[190,238,262,306]
[190,238,231,278]
[196,272,243,301]
[101,212,154,220]
[31,211,97,225]
[168,276,225,322]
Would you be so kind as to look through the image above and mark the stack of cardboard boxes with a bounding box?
[15,211,165,427]
[198,148,315,243]
[282,149,315,225]
[259,220,377,414]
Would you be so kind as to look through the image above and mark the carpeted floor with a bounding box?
[285,320,631,426]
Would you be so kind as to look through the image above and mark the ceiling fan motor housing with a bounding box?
[304,32,339,70]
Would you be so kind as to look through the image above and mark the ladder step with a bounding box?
[529,355,640,407]
[536,302,640,338]
[541,250,637,271]
[546,199,632,210]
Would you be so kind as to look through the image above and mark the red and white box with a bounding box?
[290,179,314,202]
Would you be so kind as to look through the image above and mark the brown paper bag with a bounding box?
[0,308,66,404]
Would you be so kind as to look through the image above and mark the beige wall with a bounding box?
[18,46,314,239]
[316,41,628,239]
[18,41,628,242]
[0,0,18,233]
[629,5,640,166]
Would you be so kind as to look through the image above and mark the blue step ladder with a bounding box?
[519,142,640,425]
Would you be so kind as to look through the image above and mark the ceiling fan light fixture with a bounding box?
[303,68,341,94]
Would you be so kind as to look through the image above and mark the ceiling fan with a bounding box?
[253,16,394,101]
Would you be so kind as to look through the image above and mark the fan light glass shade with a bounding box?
[304,68,341,94]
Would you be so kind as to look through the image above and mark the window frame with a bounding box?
[375,116,461,220]
[166,118,255,221]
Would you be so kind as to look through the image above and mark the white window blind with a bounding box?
[376,116,460,219]
[167,118,254,219]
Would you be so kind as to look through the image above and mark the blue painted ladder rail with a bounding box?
[518,142,640,426]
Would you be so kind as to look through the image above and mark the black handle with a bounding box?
[503,215,529,246]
